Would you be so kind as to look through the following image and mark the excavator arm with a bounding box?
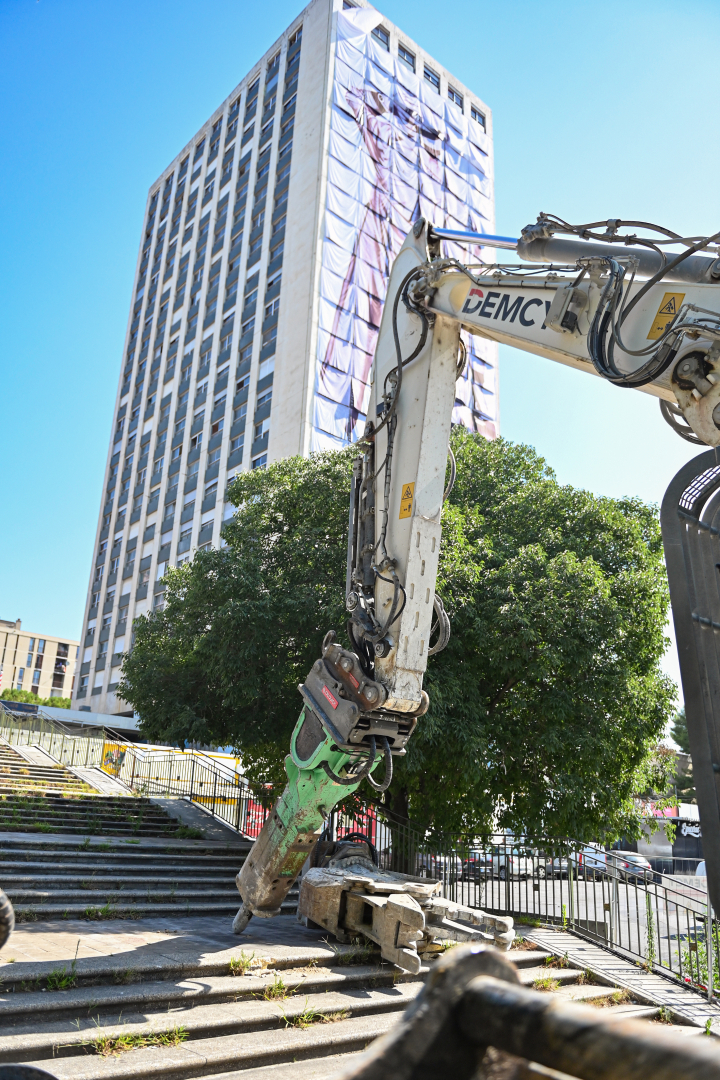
[234,214,720,951]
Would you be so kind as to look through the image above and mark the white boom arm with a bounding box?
[350,216,720,714]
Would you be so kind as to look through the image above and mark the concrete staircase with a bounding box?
[0,832,263,922]
[0,792,205,838]
[0,931,704,1080]
[0,741,95,796]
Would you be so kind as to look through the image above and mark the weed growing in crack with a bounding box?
[263,974,288,1000]
[92,1026,189,1056]
[229,951,256,976]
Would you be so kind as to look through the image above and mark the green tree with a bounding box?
[669,706,695,802]
[670,706,690,753]
[119,430,675,843]
[0,688,71,709]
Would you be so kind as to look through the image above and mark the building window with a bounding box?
[424,65,440,91]
[448,86,464,109]
[264,297,280,319]
[133,493,143,511]
[208,447,222,465]
[257,389,272,409]
[16,668,25,689]
[80,675,89,690]
[211,417,224,437]
[254,418,270,440]
[262,325,277,349]
[372,25,390,50]
[252,454,267,469]
[234,402,248,423]
[194,138,206,162]
[230,435,243,452]
[288,26,302,45]
[269,239,284,262]
[398,44,415,71]
[471,105,486,130]
[191,432,203,450]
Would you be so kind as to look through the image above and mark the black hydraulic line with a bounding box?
[659,400,705,445]
[321,737,377,786]
[444,445,457,502]
[366,736,393,793]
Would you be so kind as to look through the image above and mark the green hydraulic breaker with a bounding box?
[232,635,419,933]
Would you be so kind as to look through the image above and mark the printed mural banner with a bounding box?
[311,7,498,452]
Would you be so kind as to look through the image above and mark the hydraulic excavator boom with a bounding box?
[234,213,720,957]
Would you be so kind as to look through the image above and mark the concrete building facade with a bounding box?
[0,619,79,701]
[73,0,497,716]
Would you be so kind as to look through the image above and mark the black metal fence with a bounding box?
[327,802,719,996]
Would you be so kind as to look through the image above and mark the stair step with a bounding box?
[22,1008,399,1080]
[0,963,410,1024]
[6,888,242,902]
[180,1051,364,1080]
[0,980,421,1062]
[12,901,296,919]
[518,965,586,987]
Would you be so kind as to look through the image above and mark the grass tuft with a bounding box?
[544,952,569,969]
[173,825,203,840]
[281,1000,350,1028]
[229,951,256,976]
[532,976,559,992]
[587,988,632,1007]
[263,974,288,1000]
[93,1026,189,1056]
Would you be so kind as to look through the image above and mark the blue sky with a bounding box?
[1,0,719,703]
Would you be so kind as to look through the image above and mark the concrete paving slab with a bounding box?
[0,915,349,980]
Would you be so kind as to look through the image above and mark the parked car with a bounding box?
[415,852,463,879]
[614,851,657,883]
[461,851,493,882]
[550,846,608,879]
[492,848,535,881]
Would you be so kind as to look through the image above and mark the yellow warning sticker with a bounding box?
[647,292,685,340]
[399,482,415,519]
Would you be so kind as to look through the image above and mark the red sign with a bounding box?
[322,685,339,710]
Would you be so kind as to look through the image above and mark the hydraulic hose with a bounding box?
[321,737,377,786]
[366,736,393,793]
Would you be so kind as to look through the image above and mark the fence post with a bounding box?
[190,754,196,802]
[708,879,714,1003]
[212,770,218,819]
[130,751,136,790]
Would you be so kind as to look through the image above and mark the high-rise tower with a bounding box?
[73,0,497,715]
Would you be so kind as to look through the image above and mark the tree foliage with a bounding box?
[120,429,675,843]
[0,689,72,709]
